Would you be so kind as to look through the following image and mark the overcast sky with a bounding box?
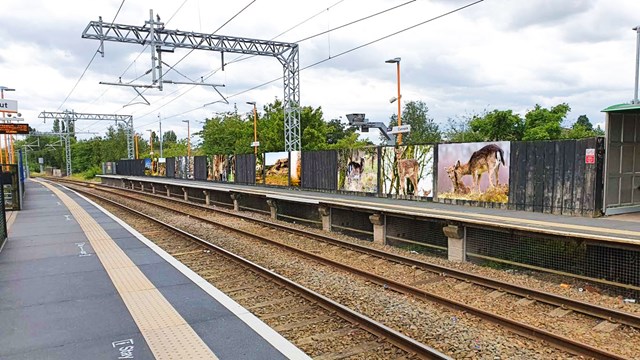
[2,0,639,145]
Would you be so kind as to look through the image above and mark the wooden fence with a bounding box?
[301,150,337,190]
[111,137,606,217]
[193,156,208,181]
[165,157,175,178]
[235,154,256,184]
[508,137,604,216]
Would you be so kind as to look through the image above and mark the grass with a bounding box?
[439,184,509,203]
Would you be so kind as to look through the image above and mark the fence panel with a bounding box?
[193,156,208,181]
[301,150,337,190]
[166,157,175,178]
[509,137,603,216]
[235,154,256,184]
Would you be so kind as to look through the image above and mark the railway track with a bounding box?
[54,178,638,358]
[60,180,448,359]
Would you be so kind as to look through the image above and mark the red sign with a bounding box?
[585,148,595,164]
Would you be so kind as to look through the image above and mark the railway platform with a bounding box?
[99,175,640,244]
[0,180,310,360]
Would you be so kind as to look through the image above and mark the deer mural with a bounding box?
[445,165,471,194]
[395,147,420,196]
[450,144,505,193]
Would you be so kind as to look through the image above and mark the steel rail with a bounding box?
[74,178,640,330]
[58,179,627,359]
[63,182,450,360]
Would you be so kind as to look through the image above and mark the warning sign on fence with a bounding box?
[585,148,595,164]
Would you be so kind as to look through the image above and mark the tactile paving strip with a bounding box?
[39,180,218,360]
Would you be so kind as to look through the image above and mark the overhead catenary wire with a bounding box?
[135,0,484,128]
[131,0,417,129]
[77,0,190,132]
[120,0,257,115]
[114,0,351,129]
[57,0,126,111]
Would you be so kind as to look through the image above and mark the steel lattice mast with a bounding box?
[38,110,134,176]
[81,10,301,151]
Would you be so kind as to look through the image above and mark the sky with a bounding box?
[1,0,639,146]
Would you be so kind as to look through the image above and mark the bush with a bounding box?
[82,165,102,180]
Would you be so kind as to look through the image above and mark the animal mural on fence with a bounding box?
[345,157,365,191]
[265,156,289,186]
[449,144,505,193]
[445,165,471,195]
[212,155,228,182]
[394,147,420,196]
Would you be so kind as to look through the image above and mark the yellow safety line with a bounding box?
[38,180,218,360]
[6,210,17,233]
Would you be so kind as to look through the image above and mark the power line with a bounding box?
[78,0,190,131]
[139,0,485,127]
[129,0,358,128]
[121,0,257,114]
[123,0,351,128]
[57,0,126,111]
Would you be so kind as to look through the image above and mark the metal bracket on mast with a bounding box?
[82,9,301,150]
[164,79,228,104]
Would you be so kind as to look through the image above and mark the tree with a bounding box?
[575,115,593,131]
[53,119,60,133]
[327,132,372,149]
[163,130,177,144]
[469,109,524,141]
[563,114,605,139]
[522,103,570,141]
[387,100,441,144]
[325,118,355,145]
[199,112,252,155]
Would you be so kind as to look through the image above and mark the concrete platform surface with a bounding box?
[0,180,310,360]
[101,175,640,244]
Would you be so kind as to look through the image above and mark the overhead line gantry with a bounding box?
[82,10,301,151]
[38,110,134,176]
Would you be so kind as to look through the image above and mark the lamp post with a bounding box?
[182,120,191,157]
[158,113,163,158]
[146,129,154,157]
[385,57,402,145]
[634,25,640,104]
[246,101,258,155]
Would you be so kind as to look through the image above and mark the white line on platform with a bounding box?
[65,184,312,360]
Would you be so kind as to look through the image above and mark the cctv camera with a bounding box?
[346,113,366,125]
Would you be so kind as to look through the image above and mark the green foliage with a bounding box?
[199,100,363,154]
[522,103,569,140]
[327,132,372,149]
[444,116,486,143]
[469,109,524,141]
[163,130,177,144]
[563,114,605,139]
[81,165,102,180]
[387,100,442,144]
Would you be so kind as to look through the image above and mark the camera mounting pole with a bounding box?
[346,113,397,145]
